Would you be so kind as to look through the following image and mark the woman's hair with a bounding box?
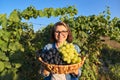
[50,21,73,43]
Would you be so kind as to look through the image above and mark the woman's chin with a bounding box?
[57,40,64,43]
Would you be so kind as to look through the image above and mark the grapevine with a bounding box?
[0,5,120,80]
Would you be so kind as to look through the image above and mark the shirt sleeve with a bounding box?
[74,44,81,53]
[43,43,53,51]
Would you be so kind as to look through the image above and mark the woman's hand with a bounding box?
[72,69,79,75]
[43,69,50,76]
[70,69,80,77]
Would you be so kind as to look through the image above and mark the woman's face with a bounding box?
[54,25,68,43]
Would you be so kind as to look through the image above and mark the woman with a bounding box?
[40,21,81,80]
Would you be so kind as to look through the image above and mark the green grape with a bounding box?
[71,58,76,64]
[66,44,70,49]
[62,53,68,57]
[77,57,82,63]
[69,52,74,59]
[63,57,68,62]
[67,58,71,64]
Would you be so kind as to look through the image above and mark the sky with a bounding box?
[0,0,120,31]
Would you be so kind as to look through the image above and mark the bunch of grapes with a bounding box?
[39,48,67,65]
[58,42,81,64]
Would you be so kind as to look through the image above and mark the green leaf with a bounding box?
[9,43,17,51]
[0,40,8,51]
[4,62,11,69]
[9,10,20,22]
[0,61,5,72]
[0,52,9,61]
[15,63,22,68]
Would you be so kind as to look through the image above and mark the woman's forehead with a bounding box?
[55,25,67,30]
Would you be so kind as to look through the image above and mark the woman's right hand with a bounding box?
[43,69,50,76]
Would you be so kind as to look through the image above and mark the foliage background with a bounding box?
[0,6,120,80]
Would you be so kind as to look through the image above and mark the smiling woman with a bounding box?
[53,22,69,48]
[38,21,82,80]
[51,22,73,45]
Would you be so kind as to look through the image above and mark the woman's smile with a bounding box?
[54,25,68,43]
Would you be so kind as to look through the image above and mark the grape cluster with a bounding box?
[39,48,67,65]
[59,42,81,64]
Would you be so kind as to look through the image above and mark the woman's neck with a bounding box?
[55,41,66,48]
[56,42,61,48]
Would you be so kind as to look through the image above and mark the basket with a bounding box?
[38,56,86,74]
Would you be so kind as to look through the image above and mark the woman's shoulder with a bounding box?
[45,43,53,47]
[73,43,81,53]
[73,43,79,48]
[73,43,79,47]
[43,43,54,50]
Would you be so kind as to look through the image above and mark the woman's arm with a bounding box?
[37,44,53,77]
